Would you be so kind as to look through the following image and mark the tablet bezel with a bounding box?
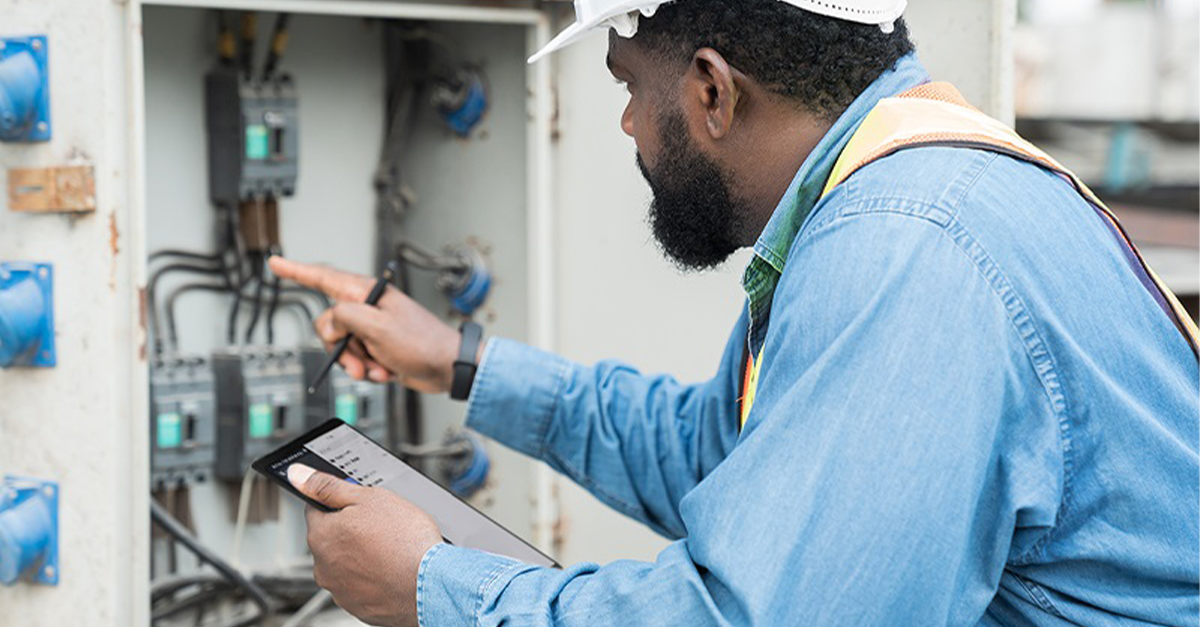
[252,417,559,568]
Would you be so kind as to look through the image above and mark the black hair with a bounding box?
[632,0,915,119]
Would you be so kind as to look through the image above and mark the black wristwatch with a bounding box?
[450,321,483,401]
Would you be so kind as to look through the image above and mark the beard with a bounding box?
[637,110,745,272]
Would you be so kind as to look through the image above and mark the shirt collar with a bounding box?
[748,52,931,274]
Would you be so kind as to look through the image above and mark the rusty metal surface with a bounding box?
[7,165,97,213]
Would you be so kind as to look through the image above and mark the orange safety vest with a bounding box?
[738,82,1200,429]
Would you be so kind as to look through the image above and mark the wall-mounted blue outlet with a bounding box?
[0,476,59,586]
[0,262,55,368]
[0,35,50,142]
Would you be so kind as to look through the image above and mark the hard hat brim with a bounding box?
[528,21,594,64]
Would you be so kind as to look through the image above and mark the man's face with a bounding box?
[607,34,745,271]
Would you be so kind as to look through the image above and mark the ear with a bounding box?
[686,48,741,141]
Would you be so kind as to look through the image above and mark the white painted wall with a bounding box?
[0,1,148,626]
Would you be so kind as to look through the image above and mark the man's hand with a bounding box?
[269,257,462,394]
[288,464,443,627]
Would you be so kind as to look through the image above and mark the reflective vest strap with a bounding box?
[820,82,1199,360]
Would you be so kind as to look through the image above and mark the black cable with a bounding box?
[149,249,222,265]
[149,500,270,627]
[239,12,257,79]
[266,268,283,344]
[217,11,236,68]
[165,282,315,350]
[262,13,291,80]
[225,205,247,344]
[244,253,267,343]
[154,582,236,621]
[148,262,227,357]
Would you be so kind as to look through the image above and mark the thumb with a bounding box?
[288,464,368,510]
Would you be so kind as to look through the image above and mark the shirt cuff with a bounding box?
[417,542,529,627]
[465,338,572,460]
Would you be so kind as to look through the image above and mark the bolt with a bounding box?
[41,351,51,360]
[36,121,48,132]
[31,40,42,51]
[42,485,54,498]
[37,267,48,279]
[43,565,55,579]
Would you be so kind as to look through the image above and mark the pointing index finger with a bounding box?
[269,256,374,303]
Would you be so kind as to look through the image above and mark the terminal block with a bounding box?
[213,347,305,480]
[300,347,389,444]
[150,356,217,488]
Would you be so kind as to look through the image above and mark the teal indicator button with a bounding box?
[248,402,273,438]
[335,393,358,425]
[157,413,182,448]
[245,124,269,160]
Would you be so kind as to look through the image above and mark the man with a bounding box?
[270,0,1200,625]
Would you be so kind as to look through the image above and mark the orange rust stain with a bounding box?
[109,212,121,256]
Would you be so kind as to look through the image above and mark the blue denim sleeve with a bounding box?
[420,211,1066,626]
[465,322,745,538]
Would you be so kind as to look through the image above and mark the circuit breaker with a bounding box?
[212,347,305,480]
[205,69,298,204]
[300,347,389,443]
[150,356,217,487]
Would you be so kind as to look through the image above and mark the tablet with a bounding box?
[253,418,557,568]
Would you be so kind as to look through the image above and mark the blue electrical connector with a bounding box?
[448,263,492,317]
[447,433,490,498]
[0,35,51,142]
[0,262,56,368]
[0,476,59,586]
[432,68,487,137]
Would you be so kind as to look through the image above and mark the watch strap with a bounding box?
[450,321,483,401]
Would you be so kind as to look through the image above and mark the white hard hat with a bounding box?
[529,0,907,63]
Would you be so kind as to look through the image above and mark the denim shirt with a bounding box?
[416,53,1200,626]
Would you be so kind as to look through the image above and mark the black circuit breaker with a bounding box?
[212,347,306,480]
[300,346,390,444]
[205,68,299,204]
[150,356,218,488]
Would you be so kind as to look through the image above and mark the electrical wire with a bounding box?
[239,12,257,79]
[231,469,256,570]
[148,262,228,357]
[164,282,314,351]
[262,13,291,80]
[244,254,268,343]
[226,205,249,344]
[278,590,333,627]
[266,269,283,344]
[396,241,469,273]
[150,249,223,265]
[217,11,237,68]
[150,499,271,627]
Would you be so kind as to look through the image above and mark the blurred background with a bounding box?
[1015,0,1199,315]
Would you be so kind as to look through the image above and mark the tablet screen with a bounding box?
[255,419,556,568]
